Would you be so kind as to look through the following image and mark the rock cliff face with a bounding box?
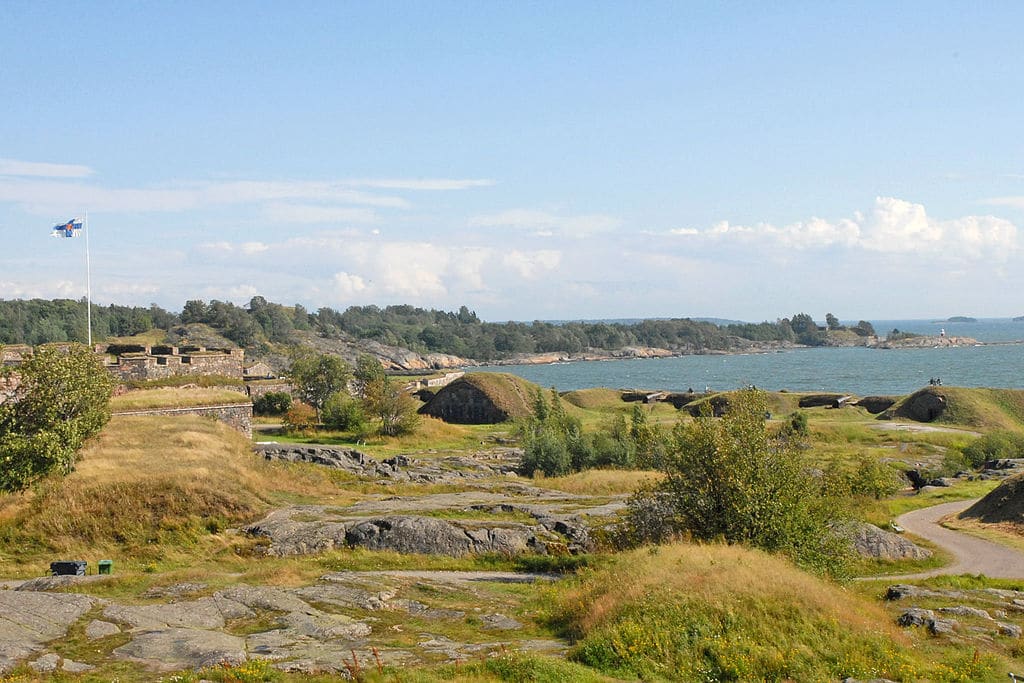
[285,332,472,372]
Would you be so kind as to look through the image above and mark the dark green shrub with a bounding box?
[253,391,291,416]
[321,392,366,432]
[961,431,1024,468]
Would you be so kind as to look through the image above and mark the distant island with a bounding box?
[1015,316,1024,322]
[946,316,977,323]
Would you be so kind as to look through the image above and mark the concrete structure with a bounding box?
[99,344,245,383]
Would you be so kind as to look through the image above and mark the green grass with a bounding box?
[538,542,1004,682]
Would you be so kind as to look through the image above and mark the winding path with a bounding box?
[882,499,1024,580]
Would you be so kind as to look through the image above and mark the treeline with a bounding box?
[0,297,874,360]
[0,299,177,345]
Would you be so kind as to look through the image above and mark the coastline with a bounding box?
[468,335,1001,369]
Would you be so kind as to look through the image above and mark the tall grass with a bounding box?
[0,415,351,572]
[541,543,996,682]
[111,387,248,410]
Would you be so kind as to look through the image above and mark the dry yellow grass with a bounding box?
[545,542,965,681]
[531,469,663,496]
[110,387,248,410]
[0,414,357,570]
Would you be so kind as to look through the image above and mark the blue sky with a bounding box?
[2,2,1024,322]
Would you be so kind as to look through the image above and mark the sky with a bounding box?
[2,2,1024,323]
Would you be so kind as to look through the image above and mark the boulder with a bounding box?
[846,523,932,561]
[344,516,539,557]
[897,608,935,627]
[997,622,1022,638]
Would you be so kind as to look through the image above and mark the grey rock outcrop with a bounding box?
[846,523,932,560]
[0,590,94,674]
[344,516,542,556]
[112,628,247,672]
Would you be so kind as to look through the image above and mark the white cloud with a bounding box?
[195,241,269,256]
[0,175,497,216]
[346,178,495,190]
[984,195,1024,208]
[333,271,368,296]
[469,209,621,238]
[502,249,561,278]
[669,197,1017,260]
[0,158,94,178]
[263,203,379,224]
[240,242,269,255]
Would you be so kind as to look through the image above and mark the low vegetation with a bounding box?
[110,387,247,410]
[543,543,996,682]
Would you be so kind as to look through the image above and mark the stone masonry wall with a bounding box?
[112,403,253,438]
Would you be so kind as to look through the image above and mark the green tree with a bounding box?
[518,388,591,475]
[626,388,848,575]
[825,313,841,331]
[252,391,291,416]
[353,354,385,398]
[322,391,367,432]
[287,351,351,420]
[0,344,115,493]
[363,376,420,436]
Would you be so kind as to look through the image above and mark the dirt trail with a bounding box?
[875,499,1024,580]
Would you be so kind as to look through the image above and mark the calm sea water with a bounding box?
[471,319,1024,396]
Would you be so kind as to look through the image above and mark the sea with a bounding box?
[470,318,1024,396]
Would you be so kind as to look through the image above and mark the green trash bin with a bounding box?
[98,560,113,575]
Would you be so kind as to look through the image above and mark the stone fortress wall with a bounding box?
[98,344,245,382]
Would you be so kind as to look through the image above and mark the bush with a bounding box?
[624,388,848,575]
[961,430,1024,468]
[282,402,317,435]
[521,429,572,477]
[321,392,366,432]
[252,391,291,416]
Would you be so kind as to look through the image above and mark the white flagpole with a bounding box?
[85,212,92,347]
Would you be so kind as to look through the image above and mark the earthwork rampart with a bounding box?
[112,403,252,437]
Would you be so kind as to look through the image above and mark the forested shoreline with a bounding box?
[0,297,875,360]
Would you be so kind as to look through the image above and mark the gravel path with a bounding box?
[876,499,1024,580]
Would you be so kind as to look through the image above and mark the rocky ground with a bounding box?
[0,445,971,677]
[0,447,624,677]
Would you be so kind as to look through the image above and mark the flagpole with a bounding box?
[85,211,92,347]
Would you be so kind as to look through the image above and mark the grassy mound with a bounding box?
[544,543,991,682]
[894,386,1024,431]
[111,387,249,410]
[421,372,541,424]
[961,471,1024,528]
[561,388,626,410]
[0,415,345,572]
[683,390,800,417]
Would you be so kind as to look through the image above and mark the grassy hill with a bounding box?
[0,414,344,574]
[544,543,998,681]
[894,386,1024,431]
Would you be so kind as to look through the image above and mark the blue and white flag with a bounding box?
[52,218,83,238]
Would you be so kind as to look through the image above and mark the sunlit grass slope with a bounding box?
[895,386,1024,431]
[0,414,348,573]
[110,387,249,410]
[544,543,997,682]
